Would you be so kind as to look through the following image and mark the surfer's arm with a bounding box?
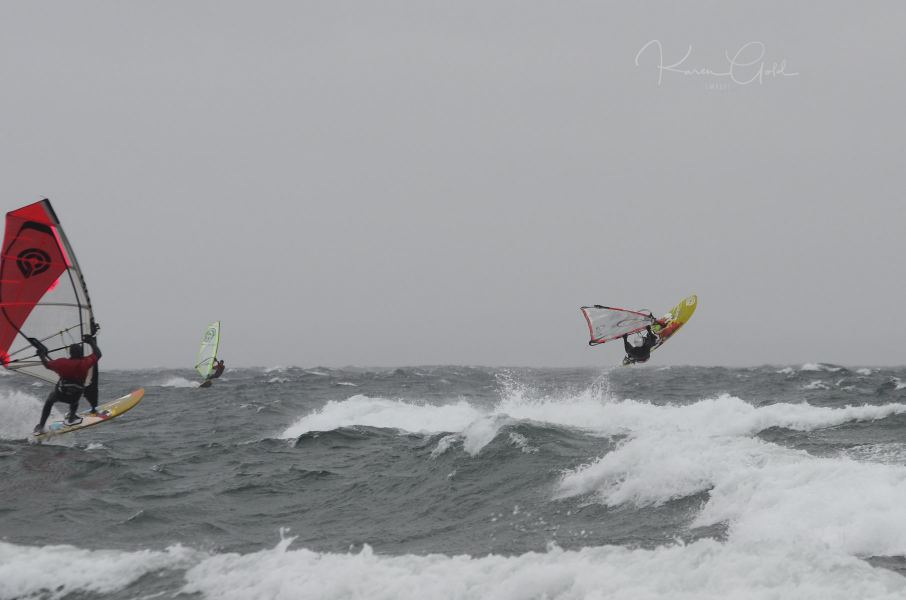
[623,334,632,354]
[643,326,657,349]
[83,335,102,360]
[27,338,51,366]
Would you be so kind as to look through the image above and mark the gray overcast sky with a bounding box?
[1,2,903,368]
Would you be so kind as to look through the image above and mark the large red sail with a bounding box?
[0,200,95,382]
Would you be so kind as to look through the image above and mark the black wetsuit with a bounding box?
[39,383,84,429]
[85,363,99,410]
[35,339,101,429]
[623,327,657,364]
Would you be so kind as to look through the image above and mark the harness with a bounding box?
[56,379,86,397]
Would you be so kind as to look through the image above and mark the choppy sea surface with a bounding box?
[3,363,906,599]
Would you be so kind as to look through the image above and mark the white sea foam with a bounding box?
[696,451,906,556]
[845,443,906,465]
[156,376,198,388]
[280,381,619,456]
[801,363,843,372]
[460,415,511,455]
[4,535,905,600]
[557,396,906,500]
[281,381,906,461]
[776,367,795,375]
[0,541,199,600]
[430,434,460,458]
[336,382,358,387]
[555,394,906,558]
[857,368,874,376]
[508,432,538,454]
[178,535,906,600]
[803,380,829,390]
[278,379,906,559]
[281,395,484,443]
[0,390,44,439]
[268,377,289,384]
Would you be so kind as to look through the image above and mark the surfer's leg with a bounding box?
[64,394,81,421]
[85,364,99,412]
[66,396,79,419]
[37,392,57,428]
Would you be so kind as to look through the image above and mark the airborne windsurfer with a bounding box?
[29,327,102,435]
[622,325,657,365]
[581,296,697,366]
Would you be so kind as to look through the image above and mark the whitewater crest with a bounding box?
[555,393,906,558]
[278,377,617,456]
[5,534,904,600]
[277,375,906,471]
[0,541,201,600]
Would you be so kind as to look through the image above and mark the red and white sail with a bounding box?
[580,305,655,346]
[0,200,96,383]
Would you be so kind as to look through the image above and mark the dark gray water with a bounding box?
[3,364,906,599]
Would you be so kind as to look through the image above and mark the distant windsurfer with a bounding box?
[29,326,102,435]
[622,325,657,365]
[208,360,225,381]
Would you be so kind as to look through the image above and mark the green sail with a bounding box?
[195,321,221,379]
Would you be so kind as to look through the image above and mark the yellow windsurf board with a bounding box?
[33,388,145,442]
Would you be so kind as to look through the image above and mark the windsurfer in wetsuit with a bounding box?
[622,325,657,365]
[29,330,102,435]
[211,360,225,379]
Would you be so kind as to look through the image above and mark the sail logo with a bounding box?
[16,248,52,278]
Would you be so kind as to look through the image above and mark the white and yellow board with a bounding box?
[651,294,698,352]
[33,388,145,442]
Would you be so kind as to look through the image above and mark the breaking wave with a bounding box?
[2,534,905,600]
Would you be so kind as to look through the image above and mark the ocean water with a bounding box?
[3,364,906,599]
